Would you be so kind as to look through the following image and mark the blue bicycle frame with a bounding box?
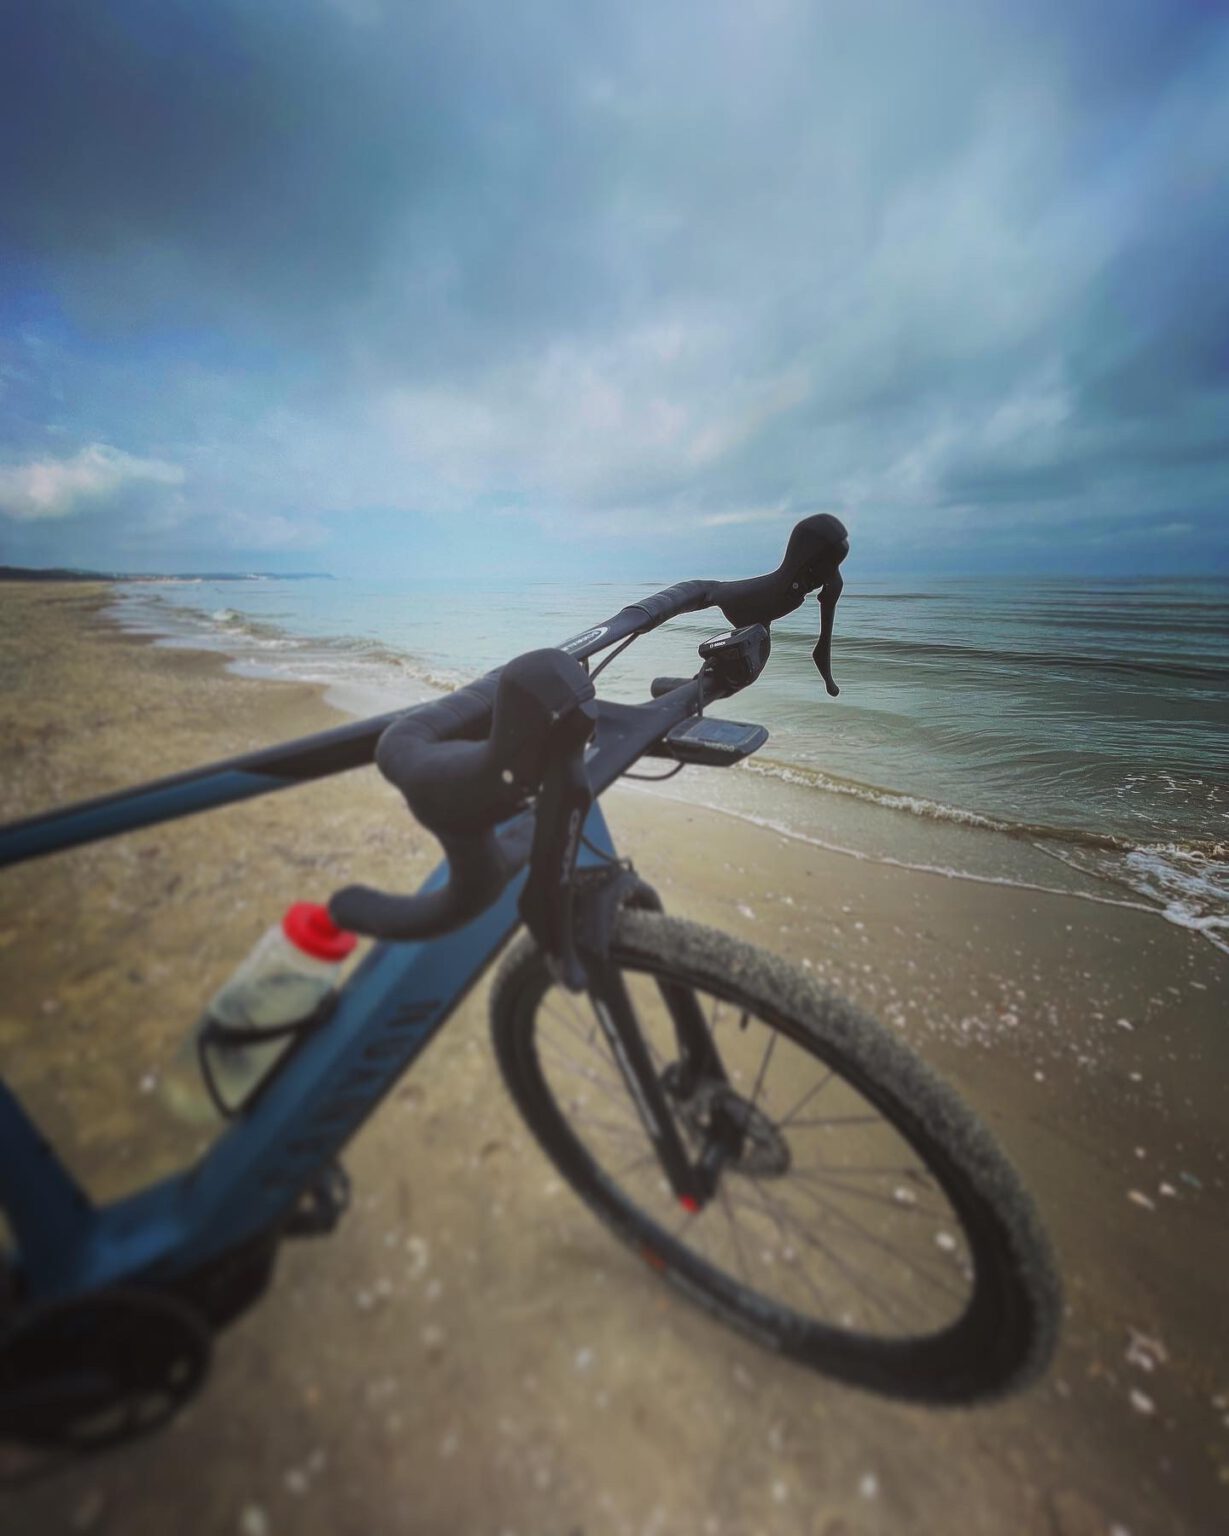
[0,799,618,1308]
[0,611,709,1313]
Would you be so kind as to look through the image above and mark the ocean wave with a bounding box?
[842,592,944,602]
[774,633,1229,684]
[740,756,1229,954]
[619,781,1160,912]
[743,757,1134,851]
[1036,842,1229,955]
[112,590,469,701]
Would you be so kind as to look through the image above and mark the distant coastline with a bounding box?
[0,565,333,583]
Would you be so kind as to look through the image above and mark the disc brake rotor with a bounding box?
[676,1079,792,1177]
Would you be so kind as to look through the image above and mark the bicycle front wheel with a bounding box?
[490,909,1059,1403]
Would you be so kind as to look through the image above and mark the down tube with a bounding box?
[42,803,620,1300]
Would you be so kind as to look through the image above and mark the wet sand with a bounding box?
[1,584,1227,1536]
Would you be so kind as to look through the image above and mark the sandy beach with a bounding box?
[1,584,1227,1536]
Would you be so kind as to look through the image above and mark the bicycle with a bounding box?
[0,514,1060,1457]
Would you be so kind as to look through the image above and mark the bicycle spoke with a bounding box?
[718,1183,751,1286]
[741,1175,831,1316]
[733,1182,907,1330]
[793,1161,938,1179]
[776,1068,834,1128]
[786,1178,966,1302]
[542,1002,622,1081]
[551,986,672,1081]
[672,1205,699,1241]
[613,1149,658,1181]
[559,990,602,1047]
[747,1029,778,1110]
[563,1108,647,1145]
[785,1112,883,1129]
[536,1039,637,1119]
[787,1170,947,1221]
[640,1023,666,1070]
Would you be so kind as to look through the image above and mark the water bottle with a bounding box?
[161,902,358,1126]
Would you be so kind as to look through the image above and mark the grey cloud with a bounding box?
[0,443,184,520]
[1,0,1226,567]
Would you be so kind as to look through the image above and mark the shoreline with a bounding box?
[2,583,1228,1535]
[106,578,1229,958]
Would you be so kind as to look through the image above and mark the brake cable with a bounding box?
[588,631,689,779]
[622,761,686,783]
[588,631,639,683]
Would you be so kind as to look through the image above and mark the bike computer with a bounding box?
[661,716,768,766]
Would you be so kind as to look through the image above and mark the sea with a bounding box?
[109,572,1229,956]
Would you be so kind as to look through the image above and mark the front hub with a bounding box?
[675,1080,792,1179]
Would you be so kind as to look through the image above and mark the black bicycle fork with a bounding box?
[517,715,741,1212]
[584,949,742,1211]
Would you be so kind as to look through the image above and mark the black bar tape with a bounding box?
[614,580,715,631]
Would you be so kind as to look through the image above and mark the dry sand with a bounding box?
[1,584,1227,1536]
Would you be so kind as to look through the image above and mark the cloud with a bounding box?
[0,444,184,521]
[0,2,1226,572]
[697,509,792,528]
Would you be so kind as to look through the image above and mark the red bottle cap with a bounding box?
[282,902,358,961]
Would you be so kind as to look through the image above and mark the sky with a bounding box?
[1,0,1226,580]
